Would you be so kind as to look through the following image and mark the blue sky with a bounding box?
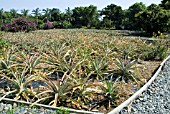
[0,0,162,13]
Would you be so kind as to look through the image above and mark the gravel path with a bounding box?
[0,103,60,114]
[120,59,170,114]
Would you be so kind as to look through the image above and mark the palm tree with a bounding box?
[65,7,73,22]
[0,8,3,24]
[32,8,41,24]
[42,8,51,21]
[21,9,29,17]
[10,9,18,18]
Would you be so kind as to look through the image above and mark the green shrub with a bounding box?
[52,21,60,28]
[61,21,72,29]
[37,19,44,29]
[142,47,157,61]
[142,41,169,61]
[0,38,9,53]
[0,38,8,49]
[156,44,169,60]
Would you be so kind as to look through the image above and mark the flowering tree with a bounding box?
[43,21,53,29]
[1,17,36,32]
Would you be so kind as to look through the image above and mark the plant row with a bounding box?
[0,30,169,112]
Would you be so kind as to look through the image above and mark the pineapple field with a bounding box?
[0,29,169,113]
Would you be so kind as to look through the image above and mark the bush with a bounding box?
[61,21,72,29]
[0,38,8,49]
[52,21,62,28]
[39,21,54,30]
[142,47,157,61]
[141,41,169,61]
[43,21,53,29]
[37,19,44,29]
[0,38,9,53]
[1,18,36,32]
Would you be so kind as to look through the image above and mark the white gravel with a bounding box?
[120,59,170,114]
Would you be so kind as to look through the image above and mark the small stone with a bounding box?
[136,99,140,102]
[6,104,12,110]
[131,107,137,112]
[24,112,31,114]
[139,98,144,101]
[2,103,6,107]
[144,96,147,100]
[4,106,9,110]
[13,103,17,108]
[23,110,28,113]
[46,109,53,113]
[164,104,169,109]
[0,104,4,111]
[20,107,28,113]
[92,109,99,112]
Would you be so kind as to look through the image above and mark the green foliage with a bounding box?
[141,40,169,60]
[5,109,15,114]
[61,21,72,29]
[152,31,169,39]
[101,18,113,29]
[160,0,170,10]
[99,80,118,108]
[21,9,29,17]
[136,4,170,33]
[124,2,146,30]
[100,4,123,29]
[34,74,71,107]
[42,8,52,22]
[142,46,158,61]
[157,44,168,60]
[57,107,69,114]
[0,38,9,50]
[10,9,18,18]
[0,1,169,33]
[0,50,41,102]
[0,8,4,26]
[115,58,138,83]
[72,5,98,28]
[87,57,108,80]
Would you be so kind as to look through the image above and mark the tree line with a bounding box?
[0,0,169,34]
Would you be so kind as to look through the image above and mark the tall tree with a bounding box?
[0,8,3,24]
[86,5,98,27]
[72,5,98,28]
[50,8,61,22]
[100,4,123,29]
[126,2,146,30]
[32,8,41,24]
[10,9,18,18]
[32,8,41,17]
[64,7,73,23]
[72,7,84,27]
[3,11,12,23]
[136,4,170,33]
[42,8,51,22]
[21,9,29,17]
[160,0,170,10]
